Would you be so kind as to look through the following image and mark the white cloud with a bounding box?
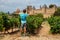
[0,0,37,5]
[0,0,60,12]
[0,4,4,10]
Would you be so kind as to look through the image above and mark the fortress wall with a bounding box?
[46,7,56,14]
[28,9,34,15]
[27,6,57,17]
[34,9,42,14]
[46,8,54,14]
[41,8,46,14]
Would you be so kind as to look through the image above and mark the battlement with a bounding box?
[26,5,57,18]
[14,4,57,18]
[26,5,57,15]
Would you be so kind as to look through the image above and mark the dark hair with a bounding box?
[23,9,26,13]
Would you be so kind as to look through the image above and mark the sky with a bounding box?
[0,0,60,13]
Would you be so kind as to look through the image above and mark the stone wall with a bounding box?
[26,5,57,17]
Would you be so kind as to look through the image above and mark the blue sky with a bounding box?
[0,0,60,13]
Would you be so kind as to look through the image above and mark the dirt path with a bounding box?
[39,21,50,35]
[1,21,60,40]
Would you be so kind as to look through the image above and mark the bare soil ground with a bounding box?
[0,21,60,40]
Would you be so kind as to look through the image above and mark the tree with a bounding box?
[43,4,47,8]
[33,6,35,10]
[53,7,60,16]
[49,4,55,8]
[7,11,10,14]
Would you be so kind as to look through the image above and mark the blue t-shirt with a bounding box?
[19,13,28,24]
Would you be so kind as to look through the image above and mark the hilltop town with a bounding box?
[14,4,57,18]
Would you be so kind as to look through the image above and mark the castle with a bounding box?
[15,4,57,18]
[26,5,57,18]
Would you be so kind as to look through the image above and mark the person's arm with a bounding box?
[28,14,32,16]
[19,13,21,17]
[19,13,21,20]
[26,13,31,16]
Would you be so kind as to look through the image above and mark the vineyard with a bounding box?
[0,7,60,40]
[0,12,44,34]
[0,12,20,33]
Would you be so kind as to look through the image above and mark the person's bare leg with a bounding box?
[23,24,26,36]
[24,27,26,34]
[20,27,22,36]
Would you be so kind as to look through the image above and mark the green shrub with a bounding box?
[0,14,3,31]
[2,13,10,31]
[48,16,60,34]
[0,12,7,31]
[9,17,20,32]
[0,12,20,32]
[53,8,60,16]
[10,17,20,28]
[27,14,43,34]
